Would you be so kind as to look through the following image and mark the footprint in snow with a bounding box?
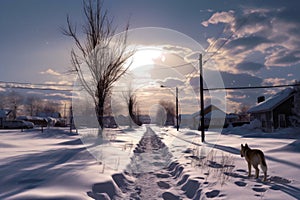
[205,190,220,198]
[177,174,190,186]
[252,187,267,193]
[234,181,247,187]
[157,181,171,189]
[155,173,170,179]
[162,192,180,200]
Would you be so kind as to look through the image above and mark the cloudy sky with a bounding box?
[0,0,300,114]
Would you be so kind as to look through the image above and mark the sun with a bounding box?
[127,46,165,71]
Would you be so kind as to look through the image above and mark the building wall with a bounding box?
[250,95,294,132]
[273,96,294,129]
[251,111,273,132]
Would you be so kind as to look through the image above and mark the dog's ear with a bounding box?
[241,144,244,148]
[245,143,248,148]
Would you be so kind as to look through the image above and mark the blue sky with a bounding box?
[0,0,300,113]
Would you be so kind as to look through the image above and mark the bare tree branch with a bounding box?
[63,0,134,132]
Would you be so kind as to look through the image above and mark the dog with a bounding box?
[240,143,267,181]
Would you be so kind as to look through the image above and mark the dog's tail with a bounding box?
[259,151,268,181]
[259,151,267,171]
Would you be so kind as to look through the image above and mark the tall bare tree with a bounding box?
[63,0,133,132]
[122,87,141,128]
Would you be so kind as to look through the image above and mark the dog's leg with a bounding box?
[247,162,251,177]
[263,171,267,181]
[253,165,259,179]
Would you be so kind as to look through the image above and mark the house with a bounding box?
[16,116,48,127]
[202,108,227,128]
[37,112,62,119]
[179,114,195,129]
[0,109,12,128]
[181,105,232,130]
[247,87,299,132]
[227,113,240,124]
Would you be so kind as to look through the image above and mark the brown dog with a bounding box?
[240,143,267,181]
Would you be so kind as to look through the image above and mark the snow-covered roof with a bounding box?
[0,109,11,118]
[204,109,226,118]
[191,111,200,118]
[226,113,239,119]
[248,88,294,113]
[179,114,192,119]
[191,105,222,118]
[0,110,6,118]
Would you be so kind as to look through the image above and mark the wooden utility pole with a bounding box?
[176,87,179,131]
[199,54,205,142]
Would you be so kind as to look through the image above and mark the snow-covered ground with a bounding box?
[0,125,300,199]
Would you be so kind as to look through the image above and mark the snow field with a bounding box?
[1,125,300,199]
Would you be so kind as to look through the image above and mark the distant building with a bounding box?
[16,116,48,127]
[0,109,12,128]
[180,105,238,130]
[227,113,240,124]
[248,87,299,132]
[138,115,151,124]
[37,112,62,119]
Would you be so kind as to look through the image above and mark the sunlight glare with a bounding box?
[128,47,165,71]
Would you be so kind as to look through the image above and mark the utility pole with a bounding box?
[64,103,66,119]
[199,54,205,142]
[176,87,179,131]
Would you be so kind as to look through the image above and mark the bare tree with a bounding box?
[159,100,175,126]
[238,104,250,121]
[123,87,141,128]
[155,105,166,126]
[63,0,133,133]
[6,91,23,119]
[24,95,42,116]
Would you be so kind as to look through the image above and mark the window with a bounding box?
[260,114,266,128]
[278,114,286,128]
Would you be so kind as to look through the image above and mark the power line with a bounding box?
[0,80,74,92]
[1,79,298,93]
[198,83,300,91]
[0,80,73,88]
[0,85,73,92]
[203,18,246,66]
[134,61,197,70]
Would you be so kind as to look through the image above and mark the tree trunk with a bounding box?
[96,100,105,136]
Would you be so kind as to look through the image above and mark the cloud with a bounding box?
[162,45,193,56]
[265,49,300,67]
[44,80,73,86]
[202,11,235,27]
[236,61,265,72]
[40,68,61,76]
[190,70,262,89]
[202,5,300,70]
[45,92,72,101]
[220,71,263,88]
[157,77,185,88]
[262,78,291,86]
[226,36,271,53]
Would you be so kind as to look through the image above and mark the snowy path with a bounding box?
[88,127,203,200]
[117,127,183,200]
